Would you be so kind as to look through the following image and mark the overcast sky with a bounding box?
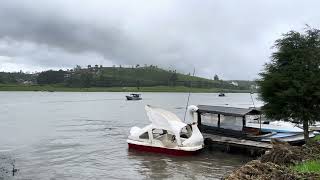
[0,0,319,80]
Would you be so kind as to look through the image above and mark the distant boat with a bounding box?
[126,93,142,100]
[218,93,225,97]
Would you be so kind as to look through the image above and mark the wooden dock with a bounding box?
[203,133,272,155]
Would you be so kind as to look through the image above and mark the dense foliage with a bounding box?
[37,70,66,84]
[258,27,320,141]
[0,72,35,84]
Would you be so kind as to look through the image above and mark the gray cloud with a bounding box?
[0,0,320,79]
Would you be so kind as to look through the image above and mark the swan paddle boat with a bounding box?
[127,105,204,155]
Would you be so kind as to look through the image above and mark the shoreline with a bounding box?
[224,136,320,179]
[0,84,253,93]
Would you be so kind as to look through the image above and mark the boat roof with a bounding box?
[197,105,261,117]
[145,105,186,133]
[130,93,140,95]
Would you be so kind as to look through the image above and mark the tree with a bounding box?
[0,75,3,83]
[258,27,320,142]
[214,74,219,81]
[169,72,178,86]
[37,70,66,84]
[80,72,93,87]
[74,65,81,71]
[136,80,141,90]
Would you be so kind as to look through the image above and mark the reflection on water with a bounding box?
[0,92,259,179]
[128,149,250,179]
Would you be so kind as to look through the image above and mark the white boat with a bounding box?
[260,131,315,143]
[246,121,303,133]
[126,93,142,100]
[127,105,204,155]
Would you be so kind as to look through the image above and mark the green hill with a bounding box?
[0,65,256,92]
[66,66,249,90]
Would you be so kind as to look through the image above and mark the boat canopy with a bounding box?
[130,93,140,96]
[197,105,261,117]
[145,105,187,135]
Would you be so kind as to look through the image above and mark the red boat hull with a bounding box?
[128,143,201,156]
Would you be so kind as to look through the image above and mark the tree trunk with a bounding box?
[303,119,309,143]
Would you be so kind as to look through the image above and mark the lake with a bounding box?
[0,92,261,179]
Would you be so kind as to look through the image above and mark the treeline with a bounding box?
[0,65,256,90]
[0,72,35,84]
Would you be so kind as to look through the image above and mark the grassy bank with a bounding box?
[313,135,320,141]
[290,135,320,174]
[0,84,252,93]
[291,160,320,173]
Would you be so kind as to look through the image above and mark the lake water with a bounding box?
[0,92,261,180]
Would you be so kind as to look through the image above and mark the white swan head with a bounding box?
[185,105,198,123]
[187,105,198,113]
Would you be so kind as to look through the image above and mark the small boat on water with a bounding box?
[126,93,142,100]
[309,122,320,133]
[127,105,204,155]
[246,120,304,133]
[218,93,225,97]
[260,131,315,143]
[246,120,316,143]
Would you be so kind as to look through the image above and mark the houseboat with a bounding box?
[196,105,315,145]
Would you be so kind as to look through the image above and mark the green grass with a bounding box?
[291,160,320,173]
[313,135,320,142]
[0,84,251,93]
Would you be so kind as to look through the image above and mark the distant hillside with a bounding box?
[0,65,257,91]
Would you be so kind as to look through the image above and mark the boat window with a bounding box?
[153,129,163,134]
[152,129,166,139]
[222,116,243,131]
[152,129,177,147]
[201,113,219,127]
[139,132,149,139]
[180,125,192,138]
[201,113,242,131]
